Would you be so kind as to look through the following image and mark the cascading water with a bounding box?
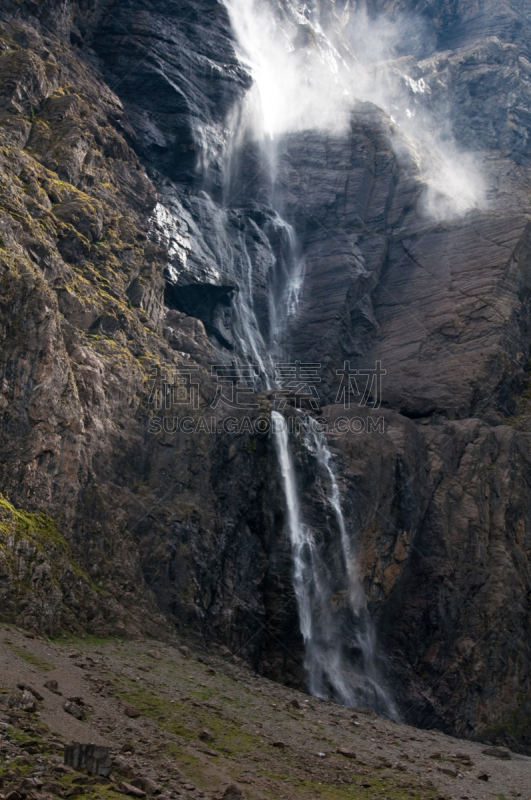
[221,0,397,714]
[309,425,397,715]
[272,411,396,715]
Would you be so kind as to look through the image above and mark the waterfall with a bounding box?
[310,426,397,715]
[219,0,396,714]
[272,412,396,715]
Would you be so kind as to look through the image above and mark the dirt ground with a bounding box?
[0,625,529,800]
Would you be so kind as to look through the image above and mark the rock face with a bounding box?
[1,0,531,754]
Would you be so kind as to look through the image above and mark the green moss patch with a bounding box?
[4,640,54,671]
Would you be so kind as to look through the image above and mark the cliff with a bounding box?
[1,0,531,753]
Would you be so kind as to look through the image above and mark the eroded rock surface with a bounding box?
[1,0,531,755]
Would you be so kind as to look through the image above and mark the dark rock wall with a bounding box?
[1,0,531,752]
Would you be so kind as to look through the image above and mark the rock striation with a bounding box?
[1,0,531,754]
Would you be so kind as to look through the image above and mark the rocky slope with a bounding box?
[2,624,531,800]
[1,0,531,756]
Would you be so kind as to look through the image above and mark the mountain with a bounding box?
[1,0,531,753]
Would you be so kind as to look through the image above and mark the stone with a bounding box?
[482,747,511,760]
[179,647,192,659]
[20,779,43,790]
[124,705,140,719]
[53,766,75,775]
[476,773,490,781]
[44,680,61,695]
[131,778,162,795]
[337,747,356,759]
[64,744,112,777]
[16,684,43,702]
[119,783,145,798]
[63,701,84,720]
[147,651,162,661]
[222,787,243,799]
[288,699,300,709]
[437,766,458,778]
[43,781,66,794]
[112,758,134,779]
[198,730,214,742]
[8,691,36,713]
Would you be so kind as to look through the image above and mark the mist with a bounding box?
[223,0,487,219]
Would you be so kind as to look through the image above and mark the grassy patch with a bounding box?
[0,495,69,552]
[263,772,437,800]
[117,684,195,740]
[5,640,55,671]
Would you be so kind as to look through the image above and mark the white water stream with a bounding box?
[272,412,396,714]
[221,0,396,713]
